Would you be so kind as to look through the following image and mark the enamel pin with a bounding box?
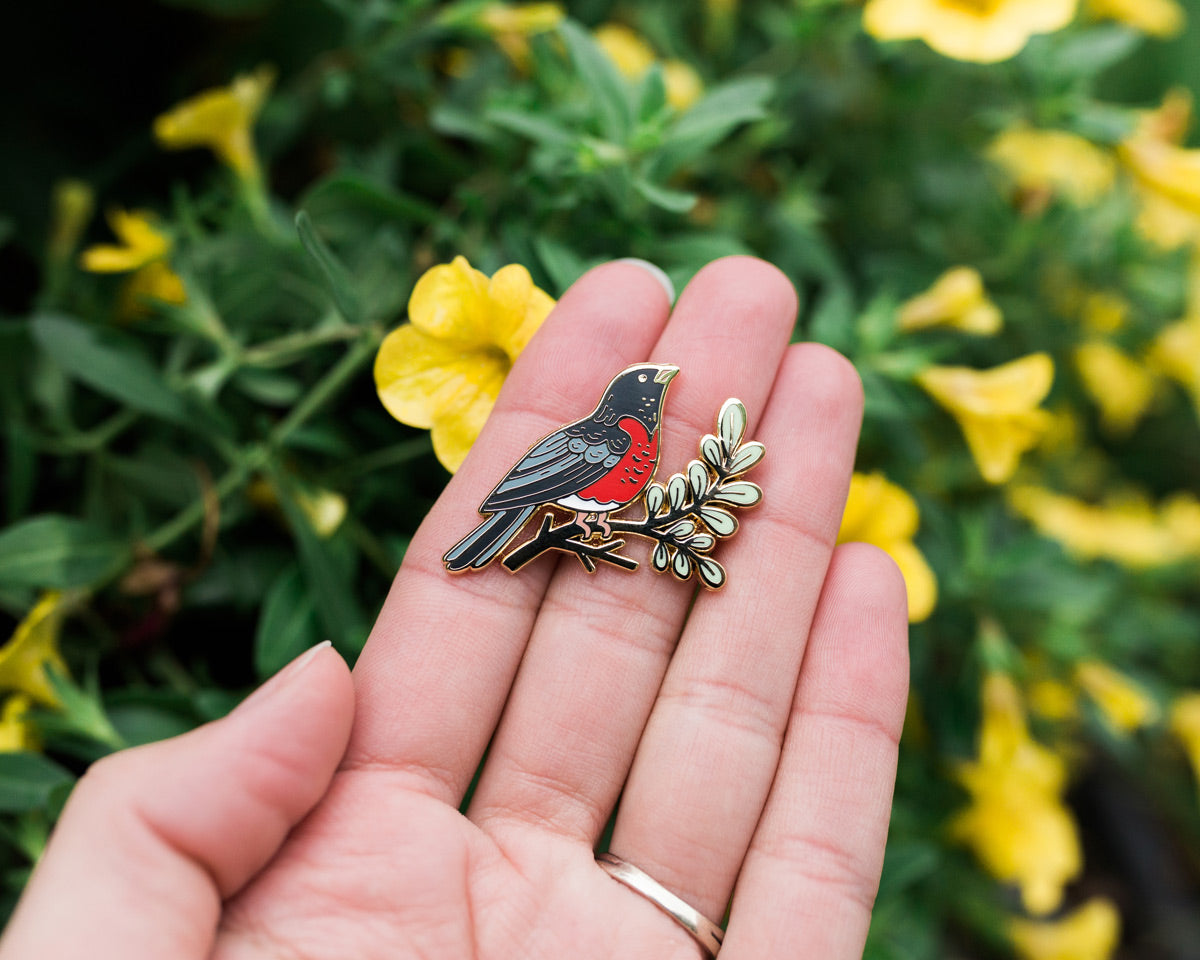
[443,364,764,590]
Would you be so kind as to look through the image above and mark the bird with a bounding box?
[443,363,679,572]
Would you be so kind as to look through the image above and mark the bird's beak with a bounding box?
[653,366,679,385]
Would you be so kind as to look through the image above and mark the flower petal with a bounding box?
[958,408,1053,483]
[918,353,1054,416]
[407,256,492,343]
[886,539,938,623]
[374,323,508,432]
[432,379,505,473]
[487,263,556,360]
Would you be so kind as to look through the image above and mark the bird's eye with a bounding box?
[638,374,647,383]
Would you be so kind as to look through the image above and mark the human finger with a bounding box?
[608,343,865,921]
[0,644,354,960]
[721,542,908,959]
[467,257,796,843]
[345,261,673,803]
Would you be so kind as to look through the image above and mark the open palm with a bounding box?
[1,258,908,960]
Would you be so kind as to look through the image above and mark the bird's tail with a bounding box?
[443,506,536,572]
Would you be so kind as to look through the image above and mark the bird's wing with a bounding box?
[480,420,632,511]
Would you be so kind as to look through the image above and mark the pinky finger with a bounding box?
[722,543,909,960]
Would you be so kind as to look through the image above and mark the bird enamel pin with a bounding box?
[443,364,764,590]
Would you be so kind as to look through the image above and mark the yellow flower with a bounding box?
[917,353,1054,484]
[1008,485,1200,567]
[1169,692,1200,789]
[898,266,1003,334]
[246,477,347,538]
[80,209,187,319]
[0,696,38,753]
[1074,661,1160,733]
[594,23,657,75]
[594,23,704,111]
[153,66,274,179]
[662,60,704,111]
[838,472,937,622]
[1028,678,1079,721]
[1010,898,1121,960]
[1073,341,1156,435]
[1087,0,1184,36]
[1150,315,1200,417]
[951,673,1081,915]
[1120,91,1200,250]
[1080,292,1129,334]
[986,128,1116,208]
[863,0,1077,63]
[47,179,95,264]
[0,593,75,708]
[80,208,171,273]
[477,3,564,68]
[375,256,556,473]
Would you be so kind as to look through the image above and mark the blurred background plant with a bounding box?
[2,0,1200,956]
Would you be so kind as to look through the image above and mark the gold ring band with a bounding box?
[596,852,724,957]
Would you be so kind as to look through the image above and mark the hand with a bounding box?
[0,257,908,960]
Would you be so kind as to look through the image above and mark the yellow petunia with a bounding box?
[0,593,75,708]
[1074,661,1160,733]
[898,266,1002,334]
[594,23,704,111]
[1170,692,1200,790]
[80,208,171,273]
[1010,897,1121,960]
[1028,678,1079,722]
[951,673,1082,915]
[986,128,1116,209]
[375,256,556,473]
[1150,315,1200,418]
[838,472,937,622]
[863,0,1077,64]
[476,3,564,69]
[1080,291,1130,334]
[154,66,274,179]
[1073,341,1156,435]
[246,477,348,539]
[80,209,187,319]
[47,179,95,264]
[0,696,38,753]
[1087,0,1184,36]
[1009,485,1200,567]
[1120,90,1200,250]
[917,353,1054,484]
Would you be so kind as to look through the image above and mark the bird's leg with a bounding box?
[572,511,594,537]
[594,513,612,539]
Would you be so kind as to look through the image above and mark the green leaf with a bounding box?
[486,108,576,148]
[0,515,127,589]
[31,314,190,425]
[255,564,319,677]
[295,210,364,326]
[532,236,590,293]
[559,20,634,143]
[0,754,74,813]
[653,76,774,175]
[269,468,367,655]
[632,177,697,214]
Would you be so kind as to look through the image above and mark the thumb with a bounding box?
[0,641,355,960]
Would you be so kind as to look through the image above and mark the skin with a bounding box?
[0,257,909,960]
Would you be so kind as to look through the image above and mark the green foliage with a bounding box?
[3,0,1200,954]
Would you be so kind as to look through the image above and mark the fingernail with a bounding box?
[615,258,675,303]
[237,641,333,713]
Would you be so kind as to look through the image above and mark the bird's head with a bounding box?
[595,363,679,430]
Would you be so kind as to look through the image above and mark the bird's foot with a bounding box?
[572,512,613,540]
[594,514,612,539]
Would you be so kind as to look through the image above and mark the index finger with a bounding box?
[345,261,673,802]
